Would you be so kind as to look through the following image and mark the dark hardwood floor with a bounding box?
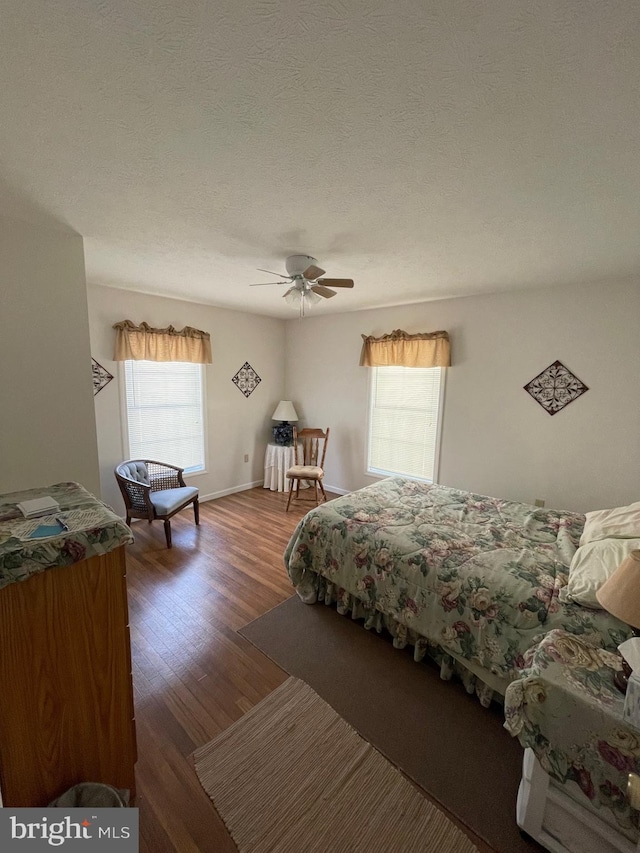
[127,487,313,852]
[127,486,491,853]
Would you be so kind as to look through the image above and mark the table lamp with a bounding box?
[271,401,298,446]
[596,550,640,693]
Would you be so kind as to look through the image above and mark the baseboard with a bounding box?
[127,479,347,512]
[325,484,350,496]
[275,483,350,497]
[200,480,264,502]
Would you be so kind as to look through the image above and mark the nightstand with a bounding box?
[505,629,639,853]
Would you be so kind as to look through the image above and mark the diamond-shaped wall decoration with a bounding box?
[92,358,114,395]
[523,360,588,416]
[232,362,262,397]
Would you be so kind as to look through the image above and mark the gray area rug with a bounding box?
[239,595,542,853]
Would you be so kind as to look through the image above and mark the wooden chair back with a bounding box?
[294,428,330,470]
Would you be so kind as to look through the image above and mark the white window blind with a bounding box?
[367,366,444,482]
[124,360,205,473]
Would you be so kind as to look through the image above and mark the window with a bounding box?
[123,360,205,473]
[367,366,444,482]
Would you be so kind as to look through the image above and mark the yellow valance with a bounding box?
[359,329,450,368]
[113,320,212,364]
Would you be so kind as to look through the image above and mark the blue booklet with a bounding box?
[26,519,68,539]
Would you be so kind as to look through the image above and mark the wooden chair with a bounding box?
[114,459,199,548]
[285,427,330,512]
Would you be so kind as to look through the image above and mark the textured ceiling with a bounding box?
[1,1,639,318]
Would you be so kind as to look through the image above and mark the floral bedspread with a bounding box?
[0,481,133,589]
[284,477,630,688]
[505,629,639,834]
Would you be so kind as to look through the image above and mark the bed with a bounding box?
[284,476,631,704]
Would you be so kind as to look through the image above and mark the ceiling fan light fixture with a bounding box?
[305,288,322,306]
[283,288,300,307]
[283,284,322,316]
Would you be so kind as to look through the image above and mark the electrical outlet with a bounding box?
[534,498,545,508]
[244,454,249,463]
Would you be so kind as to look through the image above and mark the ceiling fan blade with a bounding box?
[311,284,336,299]
[282,287,295,298]
[249,281,290,286]
[317,278,354,288]
[303,264,326,281]
[257,267,291,278]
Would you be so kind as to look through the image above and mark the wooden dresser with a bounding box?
[0,482,137,806]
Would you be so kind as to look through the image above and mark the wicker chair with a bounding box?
[114,459,199,548]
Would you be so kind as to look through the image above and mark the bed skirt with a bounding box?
[297,575,509,708]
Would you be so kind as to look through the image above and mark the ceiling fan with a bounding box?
[250,255,354,316]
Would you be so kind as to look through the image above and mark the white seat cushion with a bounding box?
[287,466,323,479]
[150,486,198,516]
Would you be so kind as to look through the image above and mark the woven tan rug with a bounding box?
[194,677,478,853]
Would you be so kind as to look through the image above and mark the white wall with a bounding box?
[0,216,100,494]
[87,285,286,513]
[284,278,640,513]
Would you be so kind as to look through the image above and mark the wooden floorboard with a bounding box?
[128,487,314,853]
[127,486,492,853]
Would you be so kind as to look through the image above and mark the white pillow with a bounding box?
[562,538,640,609]
[580,501,640,546]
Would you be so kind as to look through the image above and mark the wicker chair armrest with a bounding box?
[118,477,153,514]
[146,460,186,491]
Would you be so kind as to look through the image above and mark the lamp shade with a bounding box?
[596,550,640,628]
[284,287,321,310]
[272,401,298,422]
[284,288,301,307]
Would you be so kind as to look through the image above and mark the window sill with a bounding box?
[365,468,435,485]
